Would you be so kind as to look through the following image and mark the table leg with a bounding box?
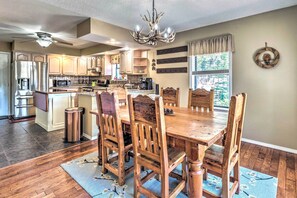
[186,142,205,198]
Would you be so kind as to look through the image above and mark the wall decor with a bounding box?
[157,56,187,64]
[253,42,280,69]
[157,46,188,55]
[156,67,187,73]
[152,59,156,70]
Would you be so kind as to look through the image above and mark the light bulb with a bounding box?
[135,25,141,32]
[167,27,172,33]
[164,33,168,38]
[154,24,158,30]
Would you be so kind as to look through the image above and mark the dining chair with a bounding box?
[96,91,134,186]
[160,87,180,107]
[188,88,214,111]
[109,86,127,105]
[202,93,247,198]
[127,94,187,198]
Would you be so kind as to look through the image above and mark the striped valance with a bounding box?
[188,34,234,56]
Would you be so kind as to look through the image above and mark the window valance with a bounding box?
[188,34,234,56]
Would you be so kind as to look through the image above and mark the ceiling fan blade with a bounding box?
[53,39,73,46]
[12,36,35,39]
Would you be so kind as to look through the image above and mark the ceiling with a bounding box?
[0,0,297,49]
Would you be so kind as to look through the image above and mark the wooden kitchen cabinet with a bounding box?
[133,50,148,75]
[62,56,77,75]
[48,55,62,75]
[14,52,31,61]
[77,57,88,75]
[120,51,132,74]
[32,54,46,62]
[87,57,99,76]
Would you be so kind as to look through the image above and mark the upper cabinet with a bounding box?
[48,55,62,75]
[14,52,31,61]
[32,54,46,62]
[77,58,88,76]
[87,57,99,76]
[120,51,132,74]
[62,56,77,75]
[101,55,112,76]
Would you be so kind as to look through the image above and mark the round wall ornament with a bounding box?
[253,42,280,69]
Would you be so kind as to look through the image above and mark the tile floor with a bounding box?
[0,119,89,168]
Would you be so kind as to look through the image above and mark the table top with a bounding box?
[90,106,228,146]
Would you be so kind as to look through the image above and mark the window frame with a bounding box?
[189,51,232,109]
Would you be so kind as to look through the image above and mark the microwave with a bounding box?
[53,80,71,87]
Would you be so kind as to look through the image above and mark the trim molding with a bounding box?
[242,138,297,154]
[83,133,97,140]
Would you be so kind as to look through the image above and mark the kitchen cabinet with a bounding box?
[101,55,112,76]
[48,55,62,75]
[14,52,31,61]
[133,50,148,75]
[77,57,88,75]
[62,56,77,75]
[32,54,46,62]
[120,51,132,74]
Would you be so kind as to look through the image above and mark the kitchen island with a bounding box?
[34,90,77,132]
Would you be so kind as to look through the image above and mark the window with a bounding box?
[112,64,121,80]
[190,52,231,108]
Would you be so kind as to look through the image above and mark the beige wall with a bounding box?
[0,42,11,52]
[149,6,297,150]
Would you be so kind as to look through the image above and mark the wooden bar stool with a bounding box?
[203,93,247,198]
[188,88,214,111]
[96,92,134,186]
[160,87,180,107]
[127,94,187,198]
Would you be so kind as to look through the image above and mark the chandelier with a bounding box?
[130,0,175,46]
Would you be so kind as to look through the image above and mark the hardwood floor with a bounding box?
[0,141,296,197]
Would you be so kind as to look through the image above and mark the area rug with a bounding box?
[61,152,278,198]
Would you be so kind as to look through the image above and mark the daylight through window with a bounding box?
[190,52,231,108]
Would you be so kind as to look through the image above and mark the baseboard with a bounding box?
[242,138,297,154]
[83,133,97,140]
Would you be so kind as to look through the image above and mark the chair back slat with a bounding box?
[223,93,247,164]
[96,92,124,145]
[161,87,180,107]
[128,95,168,166]
[188,88,214,111]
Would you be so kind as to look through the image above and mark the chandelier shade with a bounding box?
[36,37,52,48]
[130,0,175,46]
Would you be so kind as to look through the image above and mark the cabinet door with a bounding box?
[87,57,98,76]
[77,58,88,75]
[15,52,31,61]
[125,51,132,74]
[32,54,46,62]
[48,55,62,75]
[103,55,112,76]
[119,52,126,73]
[62,56,77,75]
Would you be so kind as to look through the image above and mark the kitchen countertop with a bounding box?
[36,90,78,95]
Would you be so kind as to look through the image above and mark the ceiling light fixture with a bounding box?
[130,0,175,46]
[36,37,52,48]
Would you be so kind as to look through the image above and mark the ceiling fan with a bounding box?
[13,32,73,48]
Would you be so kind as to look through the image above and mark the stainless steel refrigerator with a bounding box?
[0,52,11,118]
[12,61,48,119]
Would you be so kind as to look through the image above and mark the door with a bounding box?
[32,62,48,92]
[0,52,11,117]
[77,58,88,75]
[32,54,46,62]
[48,55,61,75]
[62,56,77,75]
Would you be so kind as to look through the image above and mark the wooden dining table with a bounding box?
[90,106,228,198]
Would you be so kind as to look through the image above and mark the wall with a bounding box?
[0,42,11,52]
[148,6,297,150]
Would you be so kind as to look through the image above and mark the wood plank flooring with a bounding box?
[0,141,296,197]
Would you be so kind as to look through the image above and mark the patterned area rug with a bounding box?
[61,152,277,198]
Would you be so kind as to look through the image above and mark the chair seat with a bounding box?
[204,144,224,164]
[139,147,186,171]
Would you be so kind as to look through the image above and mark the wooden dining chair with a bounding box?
[96,92,134,186]
[109,86,127,105]
[202,93,247,198]
[188,88,214,111]
[127,94,187,198]
[160,87,180,107]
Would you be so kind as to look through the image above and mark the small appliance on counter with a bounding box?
[53,80,71,87]
[97,79,110,87]
[139,77,153,90]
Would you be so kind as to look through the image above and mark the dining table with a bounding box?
[90,106,228,198]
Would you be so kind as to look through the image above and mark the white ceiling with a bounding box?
[0,0,297,49]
